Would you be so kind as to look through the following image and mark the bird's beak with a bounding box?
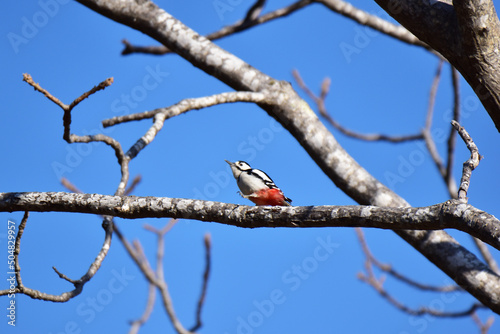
[225,160,234,166]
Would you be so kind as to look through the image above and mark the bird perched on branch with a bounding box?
[226,160,292,206]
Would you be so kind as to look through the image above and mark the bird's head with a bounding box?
[225,160,252,178]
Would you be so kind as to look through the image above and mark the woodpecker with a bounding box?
[225,160,292,206]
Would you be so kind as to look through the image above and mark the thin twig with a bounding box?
[102,91,269,128]
[190,233,212,332]
[13,212,29,289]
[20,75,118,302]
[427,67,499,278]
[22,74,67,109]
[292,70,423,142]
[61,177,83,193]
[472,311,495,334]
[125,175,142,196]
[121,92,268,161]
[23,74,130,196]
[356,228,484,317]
[424,60,443,130]
[451,120,482,201]
[6,210,114,302]
[241,0,267,25]
[68,77,114,110]
[422,61,448,183]
[472,238,500,275]
[129,283,156,334]
[116,220,193,334]
[23,74,113,141]
[446,66,461,194]
[358,271,484,316]
[355,228,460,292]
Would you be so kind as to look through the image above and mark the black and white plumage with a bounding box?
[225,160,292,206]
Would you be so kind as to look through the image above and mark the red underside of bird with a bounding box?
[248,188,289,206]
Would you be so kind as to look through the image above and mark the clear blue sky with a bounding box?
[1,1,500,333]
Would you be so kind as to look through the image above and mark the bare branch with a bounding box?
[359,269,484,317]
[357,228,481,317]
[151,222,190,334]
[472,311,495,334]
[23,74,130,195]
[292,69,423,142]
[70,133,126,165]
[451,120,482,201]
[121,92,269,161]
[190,233,212,332]
[355,228,461,292]
[422,61,450,187]
[0,211,113,302]
[13,212,29,289]
[68,77,114,110]
[61,177,83,193]
[424,60,444,131]
[121,0,313,56]
[446,67,461,193]
[318,0,431,50]
[23,74,113,141]
[102,91,269,128]
[374,0,500,132]
[472,238,500,275]
[125,175,142,196]
[445,118,498,274]
[31,0,500,317]
[52,266,79,285]
[2,191,500,251]
[115,220,194,334]
[23,74,67,109]
[242,0,266,25]
[129,283,156,334]
[121,39,168,55]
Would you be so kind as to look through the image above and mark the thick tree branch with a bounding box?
[1,191,499,249]
[374,0,500,132]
